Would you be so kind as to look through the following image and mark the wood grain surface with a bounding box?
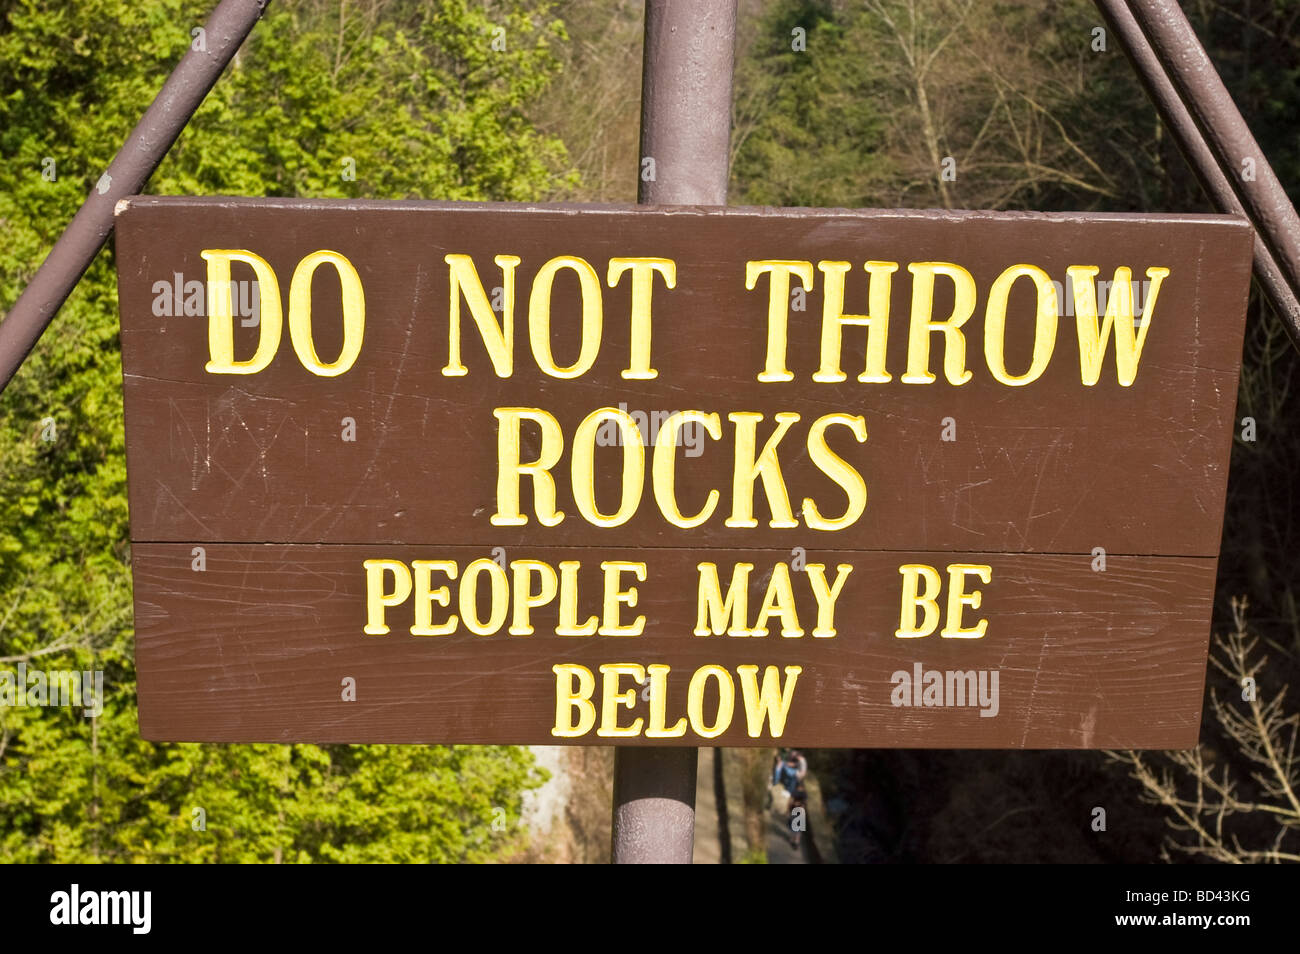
[115,199,1251,555]
[113,198,1253,746]
[132,544,1215,747]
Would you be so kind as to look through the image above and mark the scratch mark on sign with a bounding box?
[153,479,216,536]
[1020,435,1062,547]
[1018,636,1051,748]
[167,398,205,490]
[318,273,423,539]
[1079,705,1097,748]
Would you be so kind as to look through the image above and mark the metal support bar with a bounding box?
[611,0,737,865]
[635,0,736,207]
[1097,0,1300,338]
[611,747,700,864]
[0,0,270,394]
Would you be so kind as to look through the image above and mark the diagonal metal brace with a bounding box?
[3,0,1300,397]
[0,0,270,394]
[1097,0,1300,341]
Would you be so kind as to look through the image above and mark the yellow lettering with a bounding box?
[902,263,976,385]
[572,408,643,527]
[288,250,365,376]
[752,562,803,637]
[941,563,992,638]
[529,255,602,379]
[597,663,645,737]
[726,412,800,528]
[556,561,599,635]
[411,559,458,636]
[695,562,754,636]
[984,264,1058,386]
[737,664,801,737]
[815,260,897,383]
[551,664,596,737]
[492,407,565,527]
[653,411,722,528]
[746,260,814,382]
[509,559,557,635]
[363,559,411,635]
[806,563,853,636]
[687,665,735,739]
[201,249,283,374]
[802,413,867,531]
[443,253,520,377]
[600,561,646,636]
[645,664,687,738]
[1069,265,1167,386]
[896,563,942,637]
[607,257,675,380]
[458,558,509,635]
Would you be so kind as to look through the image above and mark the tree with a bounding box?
[731,0,892,208]
[725,0,1300,863]
[732,0,1146,211]
[0,0,576,862]
[1110,599,1300,863]
[531,0,645,202]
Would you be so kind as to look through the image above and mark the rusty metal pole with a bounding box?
[0,0,269,394]
[611,0,736,864]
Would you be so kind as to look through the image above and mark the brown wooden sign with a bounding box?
[114,197,1253,747]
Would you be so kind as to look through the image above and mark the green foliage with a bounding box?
[732,0,891,207]
[7,0,1300,866]
[727,0,1300,863]
[0,0,572,863]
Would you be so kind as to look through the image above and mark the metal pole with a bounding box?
[611,0,736,865]
[635,0,737,207]
[1097,0,1300,338]
[0,0,270,394]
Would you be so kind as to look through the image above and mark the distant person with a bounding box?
[773,749,808,850]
